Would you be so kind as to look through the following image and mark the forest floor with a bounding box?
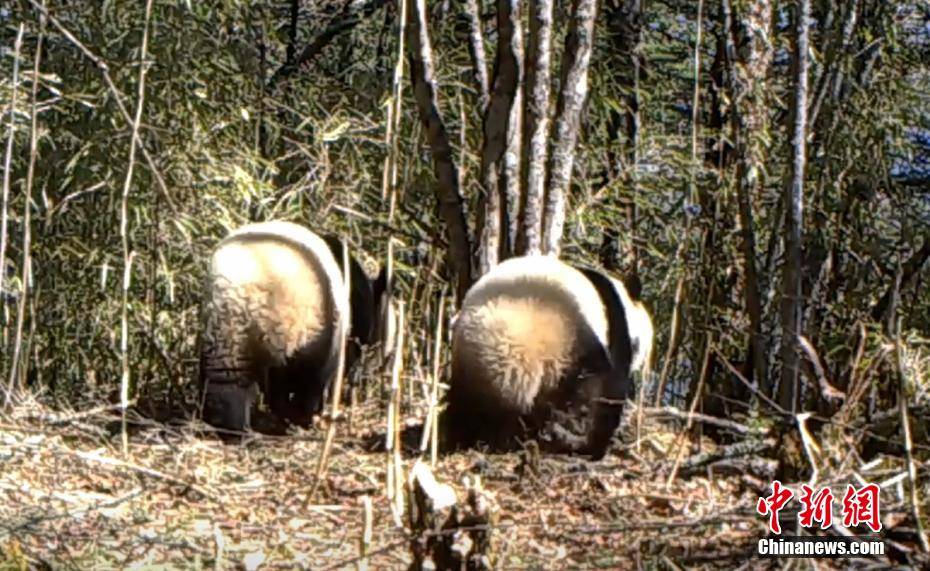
[0,391,923,570]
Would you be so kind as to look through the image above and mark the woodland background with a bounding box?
[0,0,929,568]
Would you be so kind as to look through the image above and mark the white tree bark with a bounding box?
[517,0,554,256]
[542,0,597,256]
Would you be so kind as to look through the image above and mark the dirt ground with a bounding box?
[0,392,921,570]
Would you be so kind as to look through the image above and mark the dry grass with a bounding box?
[0,387,923,570]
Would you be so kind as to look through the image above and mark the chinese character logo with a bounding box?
[757,482,882,534]
[757,480,794,534]
[798,484,834,529]
[842,484,882,532]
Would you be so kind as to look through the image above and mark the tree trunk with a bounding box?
[778,0,811,412]
[406,0,473,304]
[463,0,490,109]
[542,0,597,255]
[516,0,554,256]
[500,6,524,261]
[724,0,772,394]
[476,0,523,274]
[599,0,642,270]
[285,0,300,67]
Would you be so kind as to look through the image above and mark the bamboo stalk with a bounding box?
[310,239,353,499]
[894,330,929,552]
[381,0,407,202]
[665,335,713,490]
[357,495,373,571]
[8,4,45,400]
[0,24,25,378]
[385,301,406,527]
[420,288,445,467]
[119,0,154,455]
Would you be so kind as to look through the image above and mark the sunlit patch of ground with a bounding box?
[0,393,918,569]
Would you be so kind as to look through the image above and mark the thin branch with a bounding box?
[894,330,929,552]
[645,406,760,436]
[310,240,352,499]
[68,448,220,502]
[268,0,389,90]
[870,239,930,323]
[808,0,860,132]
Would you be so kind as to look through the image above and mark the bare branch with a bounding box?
[268,0,389,90]
[870,239,930,324]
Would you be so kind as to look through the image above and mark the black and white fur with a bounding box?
[443,255,653,459]
[199,221,383,431]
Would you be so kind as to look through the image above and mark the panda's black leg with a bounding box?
[201,379,257,434]
[585,362,630,460]
[266,366,296,424]
[288,381,321,428]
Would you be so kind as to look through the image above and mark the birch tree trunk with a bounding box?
[724,0,773,394]
[406,0,473,303]
[778,0,811,412]
[516,0,554,256]
[476,0,523,274]
[542,0,597,255]
[464,0,490,109]
[500,8,524,261]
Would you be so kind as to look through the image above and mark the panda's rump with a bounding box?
[453,293,587,414]
[210,238,333,363]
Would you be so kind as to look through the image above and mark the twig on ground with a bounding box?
[644,406,762,436]
[67,448,221,502]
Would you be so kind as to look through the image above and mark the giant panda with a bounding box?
[443,255,653,460]
[198,221,383,432]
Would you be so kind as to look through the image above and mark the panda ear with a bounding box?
[623,271,643,301]
[372,266,388,305]
[321,234,346,275]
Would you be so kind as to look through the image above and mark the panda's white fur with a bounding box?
[452,255,609,414]
[608,276,654,376]
[446,255,653,456]
[200,221,349,429]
